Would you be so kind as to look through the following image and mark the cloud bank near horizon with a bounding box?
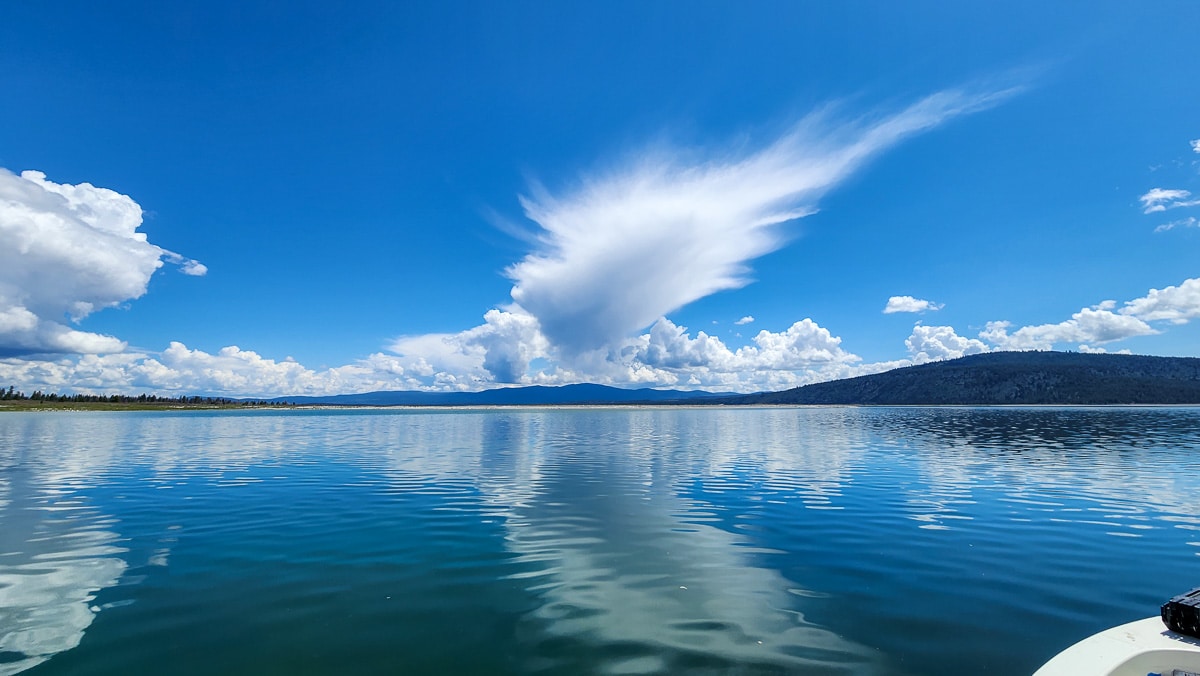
[2,273,1198,396]
[0,169,205,356]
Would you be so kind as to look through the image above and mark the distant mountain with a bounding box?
[725,351,1200,405]
[269,352,1200,407]
[273,383,730,406]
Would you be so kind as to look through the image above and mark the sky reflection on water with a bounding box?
[1,407,1199,675]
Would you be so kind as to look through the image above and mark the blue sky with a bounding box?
[1,1,1198,396]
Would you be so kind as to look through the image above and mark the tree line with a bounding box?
[1,386,291,407]
[730,351,1200,406]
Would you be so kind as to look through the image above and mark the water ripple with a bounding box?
[1,407,1199,675]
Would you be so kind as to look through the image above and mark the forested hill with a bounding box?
[730,351,1200,405]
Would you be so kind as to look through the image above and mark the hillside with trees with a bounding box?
[728,351,1200,405]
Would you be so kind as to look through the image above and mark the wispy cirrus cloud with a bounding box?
[0,168,205,356]
[1154,216,1198,233]
[883,296,943,314]
[1140,187,1200,213]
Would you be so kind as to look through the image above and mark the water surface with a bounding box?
[1,407,1198,674]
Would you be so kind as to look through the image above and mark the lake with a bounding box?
[1,406,1199,675]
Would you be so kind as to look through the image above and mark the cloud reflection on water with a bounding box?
[0,460,126,675]
[415,410,882,673]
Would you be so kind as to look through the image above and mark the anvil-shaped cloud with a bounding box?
[506,88,1016,358]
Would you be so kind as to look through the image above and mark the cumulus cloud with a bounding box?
[0,343,437,398]
[381,314,873,393]
[617,316,870,391]
[904,324,988,363]
[956,277,1200,353]
[1118,277,1200,324]
[0,168,205,355]
[386,309,551,387]
[1078,344,1132,355]
[506,87,1017,356]
[12,277,1195,397]
[1139,187,1199,213]
[981,308,1157,350]
[0,318,869,395]
[734,315,755,325]
[883,296,943,314]
[741,319,858,370]
[893,277,1200,364]
[1191,139,1200,154]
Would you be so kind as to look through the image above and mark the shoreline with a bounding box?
[4,401,1200,412]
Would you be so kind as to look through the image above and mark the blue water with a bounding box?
[1,407,1199,675]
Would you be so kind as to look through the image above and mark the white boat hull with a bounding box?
[1035,616,1200,676]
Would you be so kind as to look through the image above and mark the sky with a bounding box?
[1,1,1198,397]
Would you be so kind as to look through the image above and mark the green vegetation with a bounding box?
[728,352,1200,405]
[0,386,292,411]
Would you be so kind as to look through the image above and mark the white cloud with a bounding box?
[390,315,874,393]
[463,309,551,384]
[1191,139,1200,154]
[964,277,1200,353]
[632,319,740,371]
[164,252,208,276]
[904,324,988,363]
[883,295,943,314]
[1078,344,1132,355]
[386,309,551,387]
[1118,277,1200,324]
[0,168,205,355]
[1155,216,1199,232]
[0,318,864,395]
[1139,187,1200,213]
[617,317,870,391]
[982,307,1157,350]
[506,87,1016,356]
[0,343,443,398]
[741,319,859,370]
[355,86,1020,389]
